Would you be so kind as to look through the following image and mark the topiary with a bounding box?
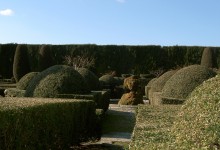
[99,74,117,88]
[13,44,31,82]
[76,67,100,90]
[17,72,39,90]
[149,70,177,101]
[25,65,90,98]
[201,47,218,68]
[145,78,157,99]
[171,75,220,149]
[38,45,53,71]
[162,65,216,104]
[150,70,177,93]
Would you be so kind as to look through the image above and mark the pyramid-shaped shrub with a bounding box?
[25,65,90,98]
[171,74,220,149]
[162,65,216,104]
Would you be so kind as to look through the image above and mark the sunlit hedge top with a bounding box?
[162,65,216,100]
[171,74,220,149]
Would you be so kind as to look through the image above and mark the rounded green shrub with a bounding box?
[201,47,218,68]
[171,75,220,149]
[99,74,117,88]
[151,70,177,93]
[38,45,53,71]
[13,44,31,82]
[148,70,177,104]
[76,67,100,90]
[17,72,39,90]
[25,65,90,98]
[162,65,216,103]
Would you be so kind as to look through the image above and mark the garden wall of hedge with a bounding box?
[0,98,96,149]
[1,44,220,78]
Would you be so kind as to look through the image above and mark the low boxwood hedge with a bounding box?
[0,98,97,149]
[56,90,110,112]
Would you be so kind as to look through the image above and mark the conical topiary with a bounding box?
[13,44,31,82]
[200,47,218,68]
[38,45,53,71]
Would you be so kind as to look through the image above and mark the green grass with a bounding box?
[129,104,181,150]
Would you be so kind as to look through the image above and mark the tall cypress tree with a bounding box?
[38,45,53,71]
[13,44,31,82]
[201,47,218,68]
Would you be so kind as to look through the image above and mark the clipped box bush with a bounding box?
[162,65,216,104]
[99,74,117,89]
[171,74,220,149]
[149,70,177,103]
[56,90,110,112]
[145,78,157,99]
[4,88,25,97]
[17,72,39,90]
[25,65,90,98]
[0,98,96,149]
[76,67,100,90]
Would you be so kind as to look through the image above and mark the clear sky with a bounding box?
[0,0,220,46]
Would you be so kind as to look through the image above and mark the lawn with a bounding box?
[129,104,181,150]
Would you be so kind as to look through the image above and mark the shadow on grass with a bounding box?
[71,143,125,150]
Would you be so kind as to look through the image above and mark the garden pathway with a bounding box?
[98,104,137,144]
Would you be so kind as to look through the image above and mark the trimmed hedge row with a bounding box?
[56,90,110,112]
[1,44,220,78]
[0,98,97,149]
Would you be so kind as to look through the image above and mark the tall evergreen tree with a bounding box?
[38,45,53,71]
[13,44,31,82]
[201,47,218,68]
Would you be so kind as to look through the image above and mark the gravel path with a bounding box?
[97,104,136,144]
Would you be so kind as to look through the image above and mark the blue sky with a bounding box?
[0,0,220,46]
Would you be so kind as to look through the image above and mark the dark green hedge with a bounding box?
[1,44,220,79]
[0,98,97,149]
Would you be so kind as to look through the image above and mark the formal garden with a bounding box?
[0,44,219,149]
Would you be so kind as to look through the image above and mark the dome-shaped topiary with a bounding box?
[13,44,31,82]
[171,75,220,149]
[17,72,39,90]
[38,45,53,71]
[162,65,216,103]
[76,67,100,90]
[99,74,117,88]
[150,70,177,93]
[25,65,90,98]
[200,47,218,68]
